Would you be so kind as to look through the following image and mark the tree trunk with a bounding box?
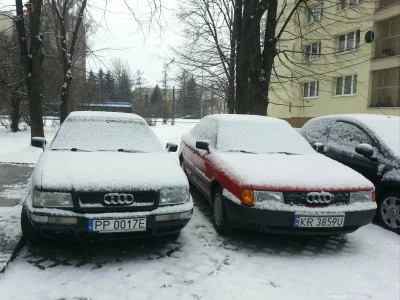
[252,0,279,116]
[10,96,21,132]
[15,0,45,138]
[235,0,258,114]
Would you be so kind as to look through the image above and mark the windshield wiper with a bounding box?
[226,150,258,154]
[97,149,146,153]
[265,152,299,155]
[52,148,91,152]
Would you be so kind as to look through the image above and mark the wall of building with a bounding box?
[270,0,400,126]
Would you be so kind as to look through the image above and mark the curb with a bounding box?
[0,236,25,274]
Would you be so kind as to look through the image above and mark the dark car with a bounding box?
[180,114,376,235]
[22,111,192,240]
[301,114,400,233]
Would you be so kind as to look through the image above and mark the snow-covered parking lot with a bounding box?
[0,120,399,300]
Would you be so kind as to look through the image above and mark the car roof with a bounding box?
[314,113,400,125]
[67,111,145,121]
[205,114,287,124]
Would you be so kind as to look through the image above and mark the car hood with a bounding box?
[210,152,374,191]
[32,151,188,192]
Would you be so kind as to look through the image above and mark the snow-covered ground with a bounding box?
[0,118,399,300]
[0,202,399,300]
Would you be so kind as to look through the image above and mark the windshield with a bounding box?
[51,117,164,153]
[216,119,315,155]
[365,118,400,156]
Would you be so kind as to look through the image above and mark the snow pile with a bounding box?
[33,152,189,191]
[52,113,164,153]
[211,152,374,190]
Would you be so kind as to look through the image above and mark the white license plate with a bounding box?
[294,216,345,228]
[88,218,146,233]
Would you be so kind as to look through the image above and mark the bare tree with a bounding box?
[14,0,45,138]
[173,0,236,113]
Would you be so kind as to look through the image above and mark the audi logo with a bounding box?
[104,193,134,205]
[306,193,334,204]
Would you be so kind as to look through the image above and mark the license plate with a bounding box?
[294,216,345,228]
[88,218,146,233]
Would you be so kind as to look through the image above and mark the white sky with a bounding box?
[0,0,183,87]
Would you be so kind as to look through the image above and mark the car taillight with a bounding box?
[241,189,254,206]
[372,191,376,202]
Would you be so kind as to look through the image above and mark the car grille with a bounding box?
[76,191,158,212]
[283,192,350,206]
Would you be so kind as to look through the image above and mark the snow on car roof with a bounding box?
[315,114,400,156]
[68,111,144,121]
[206,114,284,124]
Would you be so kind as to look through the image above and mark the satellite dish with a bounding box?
[365,31,375,43]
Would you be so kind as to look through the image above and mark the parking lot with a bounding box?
[0,168,398,300]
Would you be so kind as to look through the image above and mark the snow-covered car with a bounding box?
[301,114,400,233]
[22,111,193,239]
[180,114,376,235]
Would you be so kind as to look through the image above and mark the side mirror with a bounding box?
[31,137,47,150]
[355,143,374,158]
[196,141,210,153]
[166,143,178,153]
[313,142,325,153]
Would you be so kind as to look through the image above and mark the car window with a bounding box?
[189,118,218,148]
[328,121,374,148]
[302,118,332,144]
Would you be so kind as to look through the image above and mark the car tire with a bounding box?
[213,187,231,235]
[377,190,400,234]
[21,205,38,240]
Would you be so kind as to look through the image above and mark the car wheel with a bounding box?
[377,190,400,234]
[21,205,38,240]
[213,188,231,235]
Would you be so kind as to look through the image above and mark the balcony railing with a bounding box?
[378,0,400,10]
[371,86,400,107]
[374,35,400,59]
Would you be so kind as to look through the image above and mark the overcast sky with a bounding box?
[0,0,183,86]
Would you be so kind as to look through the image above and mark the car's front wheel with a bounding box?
[377,190,400,234]
[213,188,231,234]
[21,205,38,240]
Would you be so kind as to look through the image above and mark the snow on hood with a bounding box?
[32,151,189,192]
[210,152,374,191]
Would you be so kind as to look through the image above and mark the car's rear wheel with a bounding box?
[213,188,230,234]
[377,190,400,234]
[21,205,38,240]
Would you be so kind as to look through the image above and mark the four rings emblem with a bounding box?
[104,193,134,205]
[306,192,334,204]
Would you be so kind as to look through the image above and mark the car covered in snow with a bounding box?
[180,114,376,235]
[301,114,400,233]
[22,111,193,239]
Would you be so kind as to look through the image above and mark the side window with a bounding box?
[328,122,373,148]
[190,119,217,148]
[302,119,331,143]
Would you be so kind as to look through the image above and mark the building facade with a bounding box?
[270,0,400,127]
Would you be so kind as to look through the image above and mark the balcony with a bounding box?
[378,0,400,10]
[371,87,400,107]
[374,35,400,59]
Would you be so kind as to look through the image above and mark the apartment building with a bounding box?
[270,0,400,127]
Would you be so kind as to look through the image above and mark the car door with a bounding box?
[190,120,218,197]
[325,121,381,184]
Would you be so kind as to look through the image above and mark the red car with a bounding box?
[180,114,377,235]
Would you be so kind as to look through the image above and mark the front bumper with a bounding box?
[26,204,193,240]
[224,199,376,235]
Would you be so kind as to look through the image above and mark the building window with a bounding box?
[335,75,357,95]
[308,4,323,24]
[305,42,321,61]
[303,81,319,98]
[338,30,360,52]
[339,0,360,11]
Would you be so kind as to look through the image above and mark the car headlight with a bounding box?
[33,191,73,208]
[350,191,373,203]
[159,188,190,206]
[254,191,283,202]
